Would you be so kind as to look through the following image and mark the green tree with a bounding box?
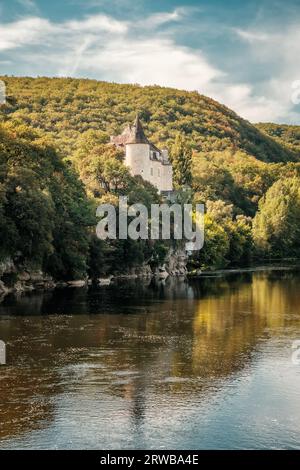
[253,177,300,257]
[0,122,93,279]
[75,142,129,196]
[195,214,229,270]
[170,134,192,188]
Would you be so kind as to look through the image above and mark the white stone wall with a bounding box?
[161,164,173,192]
[125,143,173,192]
[125,143,150,179]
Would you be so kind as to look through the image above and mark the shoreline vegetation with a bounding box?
[188,261,300,277]
[1,76,300,298]
[1,260,299,304]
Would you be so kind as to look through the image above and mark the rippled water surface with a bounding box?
[1,269,300,449]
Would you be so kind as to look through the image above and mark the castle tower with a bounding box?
[124,115,151,179]
[111,115,173,194]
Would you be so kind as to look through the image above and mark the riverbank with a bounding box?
[188,261,300,278]
[0,248,188,302]
[1,253,299,304]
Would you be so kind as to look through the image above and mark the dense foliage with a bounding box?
[1,76,300,276]
[0,121,170,279]
[0,121,92,279]
[253,177,300,258]
[1,76,298,163]
[170,134,192,188]
[256,123,300,156]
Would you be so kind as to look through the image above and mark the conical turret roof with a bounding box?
[110,115,150,146]
[128,114,149,144]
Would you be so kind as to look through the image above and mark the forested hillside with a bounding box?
[1,76,300,281]
[256,123,300,155]
[1,76,298,163]
[0,121,92,280]
[0,120,169,282]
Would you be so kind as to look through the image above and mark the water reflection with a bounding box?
[0,269,300,448]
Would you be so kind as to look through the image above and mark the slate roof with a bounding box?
[111,115,171,165]
[111,115,157,149]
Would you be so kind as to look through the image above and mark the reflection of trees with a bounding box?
[86,271,300,402]
[0,269,299,443]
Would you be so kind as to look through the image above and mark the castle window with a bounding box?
[150,168,153,176]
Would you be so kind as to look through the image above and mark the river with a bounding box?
[0,268,300,449]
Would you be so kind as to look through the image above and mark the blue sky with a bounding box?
[1,0,300,123]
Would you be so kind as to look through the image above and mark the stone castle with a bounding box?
[111,116,173,195]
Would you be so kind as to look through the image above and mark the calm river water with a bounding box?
[1,268,300,449]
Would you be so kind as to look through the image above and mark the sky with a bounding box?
[0,0,300,123]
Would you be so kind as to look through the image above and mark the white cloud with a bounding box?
[0,11,221,91]
[232,25,300,122]
[79,37,221,90]
[0,10,299,123]
[0,17,55,50]
[0,14,127,52]
[214,84,286,122]
[65,14,128,34]
[141,10,182,29]
[234,28,269,43]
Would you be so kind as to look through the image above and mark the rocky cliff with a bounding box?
[0,248,188,301]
